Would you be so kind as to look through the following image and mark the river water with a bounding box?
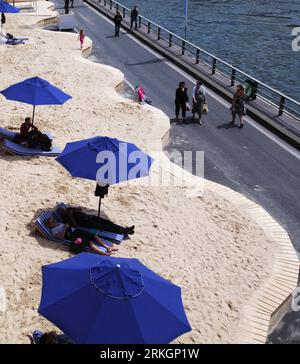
[118,0,300,102]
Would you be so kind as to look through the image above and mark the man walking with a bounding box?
[114,11,123,37]
[64,0,70,14]
[130,5,139,30]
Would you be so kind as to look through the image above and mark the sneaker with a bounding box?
[199,120,203,125]
[239,124,244,129]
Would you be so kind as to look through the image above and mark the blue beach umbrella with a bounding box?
[0,1,20,33]
[0,76,72,125]
[38,253,192,344]
[0,1,19,13]
[0,0,20,13]
[56,136,153,215]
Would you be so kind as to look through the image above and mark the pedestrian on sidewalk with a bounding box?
[1,12,6,29]
[114,11,123,37]
[192,80,206,125]
[70,0,74,8]
[130,5,139,30]
[64,0,70,14]
[78,29,85,50]
[175,82,189,122]
[230,84,246,128]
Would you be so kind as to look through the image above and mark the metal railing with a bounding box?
[96,0,300,122]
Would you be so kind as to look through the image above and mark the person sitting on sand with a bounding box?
[57,206,135,237]
[45,216,117,256]
[28,331,74,344]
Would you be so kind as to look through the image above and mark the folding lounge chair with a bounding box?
[0,128,52,141]
[3,139,61,157]
[34,210,112,254]
[0,127,17,141]
[6,39,24,45]
[53,202,124,244]
[10,36,29,41]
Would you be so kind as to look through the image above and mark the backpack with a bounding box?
[28,131,52,151]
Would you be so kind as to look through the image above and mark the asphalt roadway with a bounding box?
[52,0,300,343]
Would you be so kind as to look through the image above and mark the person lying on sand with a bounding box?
[45,216,118,256]
[57,206,135,237]
[28,331,74,345]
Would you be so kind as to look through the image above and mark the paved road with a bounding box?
[53,0,300,342]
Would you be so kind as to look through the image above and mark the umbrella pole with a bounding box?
[98,196,101,217]
[32,105,36,126]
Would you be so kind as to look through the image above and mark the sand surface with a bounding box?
[0,2,277,343]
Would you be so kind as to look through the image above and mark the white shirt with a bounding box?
[51,223,66,237]
[193,85,206,99]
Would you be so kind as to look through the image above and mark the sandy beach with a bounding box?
[0,2,280,343]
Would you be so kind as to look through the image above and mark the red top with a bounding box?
[20,123,33,136]
[137,87,145,101]
[79,32,85,42]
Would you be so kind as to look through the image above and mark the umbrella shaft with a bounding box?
[32,105,35,125]
[98,197,101,217]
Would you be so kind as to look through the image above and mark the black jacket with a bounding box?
[175,87,189,105]
[114,14,123,25]
[131,9,139,18]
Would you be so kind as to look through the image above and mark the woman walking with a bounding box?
[192,80,206,125]
[231,84,246,128]
[175,82,189,121]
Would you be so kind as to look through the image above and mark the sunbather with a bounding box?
[57,206,135,237]
[0,35,24,45]
[29,330,74,344]
[45,216,117,256]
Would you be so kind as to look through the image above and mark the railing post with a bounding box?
[182,40,186,55]
[116,3,118,12]
[138,16,141,28]
[123,7,125,18]
[212,58,217,75]
[231,69,236,86]
[158,27,161,40]
[104,0,106,6]
[196,49,200,64]
[169,33,172,47]
[147,21,151,33]
[110,0,112,10]
[278,96,286,116]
